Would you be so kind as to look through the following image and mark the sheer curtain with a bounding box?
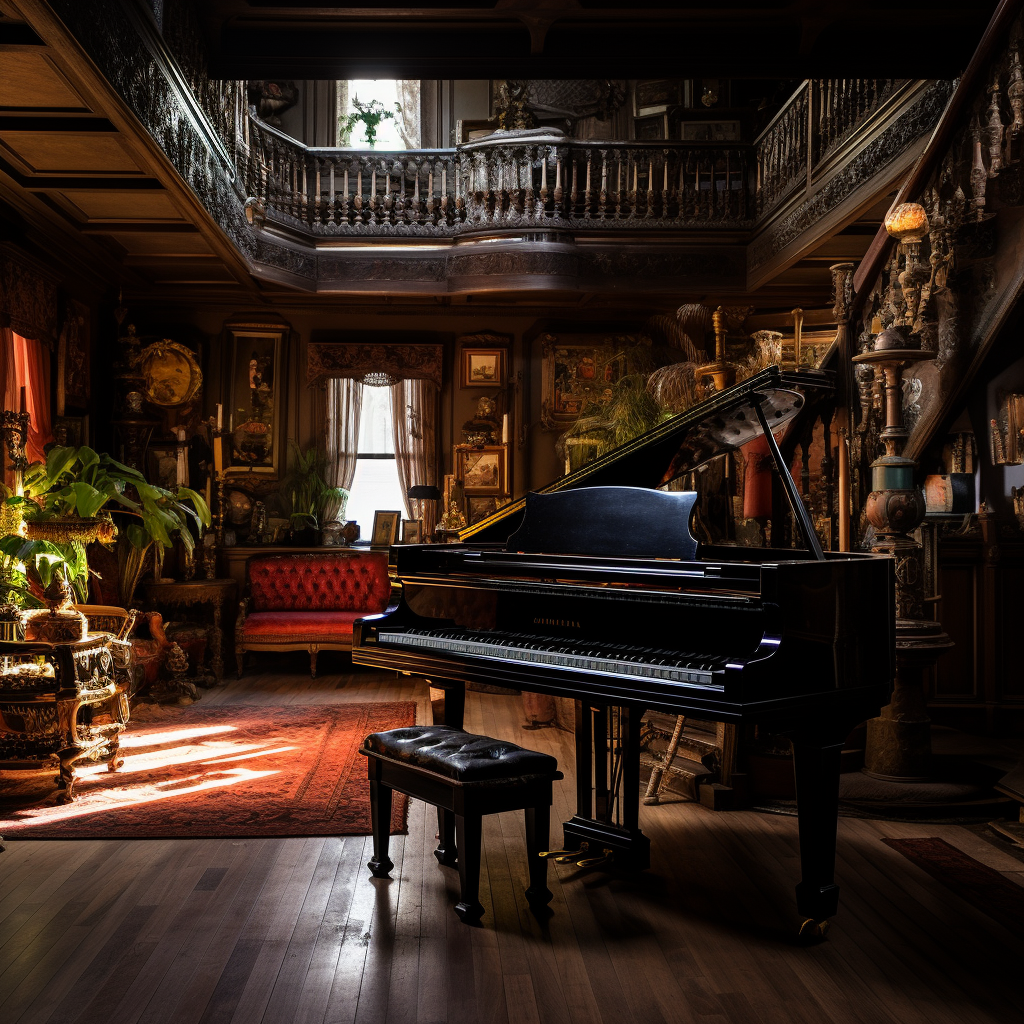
[391,377,439,535]
[323,377,363,522]
[395,80,421,149]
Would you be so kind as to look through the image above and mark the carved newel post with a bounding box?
[852,202,953,780]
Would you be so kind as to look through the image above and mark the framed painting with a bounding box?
[401,519,423,544]
[466,496,499,526]
[52,414,88,449]
[57,300,89,415]
[634,80,678,117]
[225,323,286,476]
[540,333,630,429]
[461,347,505,388]
[455,445,506,495]
[679,120,741,142]
[371,510,401,548]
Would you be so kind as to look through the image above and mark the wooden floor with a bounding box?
[1,656,1022,1024]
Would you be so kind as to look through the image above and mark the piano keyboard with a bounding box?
[377,628,726,690]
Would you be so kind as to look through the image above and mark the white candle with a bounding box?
[663,161,668,191]
[502,413,509,445]
[216,403,223,430]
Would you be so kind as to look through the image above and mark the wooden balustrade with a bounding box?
[237,121,753,236]
[232,77,924,237]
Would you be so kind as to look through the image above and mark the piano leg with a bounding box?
[428,680,464,866]
[791,731,845,925]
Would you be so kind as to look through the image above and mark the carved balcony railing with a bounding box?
[755,78,912,217]
[237,118,752,238]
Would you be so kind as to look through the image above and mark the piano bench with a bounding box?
[360,725,563,923]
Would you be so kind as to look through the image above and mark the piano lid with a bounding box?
[461,365,833,544]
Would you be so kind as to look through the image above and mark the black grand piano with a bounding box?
[353,367,895,932]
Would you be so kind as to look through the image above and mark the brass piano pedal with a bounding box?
[575,847,614,869]
[542,842,589,863]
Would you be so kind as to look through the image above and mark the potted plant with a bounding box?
[283,442,327,546]
[338,98,402,148]
[2,445,210,608]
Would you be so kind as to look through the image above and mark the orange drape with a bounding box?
[12,333,53,465]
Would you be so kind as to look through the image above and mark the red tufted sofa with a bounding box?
[235,551,392,678]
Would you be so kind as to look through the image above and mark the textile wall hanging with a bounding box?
[307,343,443,389]
[0,244,59,346]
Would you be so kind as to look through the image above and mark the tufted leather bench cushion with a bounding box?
[362,725,560,783]
[248,552,391,613]
[239,610,366,642]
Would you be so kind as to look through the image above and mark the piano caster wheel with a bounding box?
[798,918,830,942]
[576,847,614,869]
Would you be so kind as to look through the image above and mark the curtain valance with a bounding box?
[0,244,60,346]
[307,343,443,389]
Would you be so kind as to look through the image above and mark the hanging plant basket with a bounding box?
[23,516,113,546]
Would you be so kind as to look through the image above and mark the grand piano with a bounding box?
[353,366,895,933]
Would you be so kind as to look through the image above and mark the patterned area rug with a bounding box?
[0,702,416,839]
[883,837,1024,939]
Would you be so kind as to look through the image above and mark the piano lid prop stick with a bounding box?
[752,394,825,561]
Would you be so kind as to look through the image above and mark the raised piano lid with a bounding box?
[462,365,834,545]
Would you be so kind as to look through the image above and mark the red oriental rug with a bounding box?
[883,837,1024,940]
[0,702,416,839]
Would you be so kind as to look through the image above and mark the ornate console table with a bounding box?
[0,633,128,803]
[143,579,236,684]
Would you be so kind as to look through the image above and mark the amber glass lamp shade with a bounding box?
[884,202,929,243]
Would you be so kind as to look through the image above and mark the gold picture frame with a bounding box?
[371,510,402,547]
[461,347,505,388]
[225,322,287,477]
[401,519,423,544]
[455,444,507,496]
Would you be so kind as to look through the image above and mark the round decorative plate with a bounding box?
[138,341,203,407]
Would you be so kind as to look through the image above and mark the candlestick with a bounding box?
[502,413,509,445]
[19,386,26,414]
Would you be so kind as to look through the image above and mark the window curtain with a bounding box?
[396,80,421,149]
[323,377,363,522]
[0,327,16,491]
[391,377,439,535]
[9,333,52,466]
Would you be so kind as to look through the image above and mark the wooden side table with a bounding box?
[143,579,236,683]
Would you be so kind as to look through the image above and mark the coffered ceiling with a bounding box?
[198,1,998,80]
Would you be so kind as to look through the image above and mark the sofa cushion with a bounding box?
[248,552,391,613]
[362,725,560,783]
[239,610,366,642]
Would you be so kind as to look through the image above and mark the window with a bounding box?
[336,80,421,149]
[344,384,406,533]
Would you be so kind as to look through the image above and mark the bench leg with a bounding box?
[235,647,244,679]
[367,780,394,878]
[453,813,484,922]
[309,645,319,679]
[524,803,553,907]
[434,807,457,866]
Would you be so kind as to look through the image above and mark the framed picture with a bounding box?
[456,445,506,495]
[461,347,505,388]
[146,443,180,491]
[52,414,88,449]
[371,510,402,547]
[224,321,287,476]
[634,80,678,117]
[467,496,499,526]
[679,120,741,142]
[540,333,629,429]
[401,519,423,544]
[634,114,669,141]
[57,299,90,415]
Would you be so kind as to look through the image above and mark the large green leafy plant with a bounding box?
[0,446,210,608]
[282,442,327,532]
